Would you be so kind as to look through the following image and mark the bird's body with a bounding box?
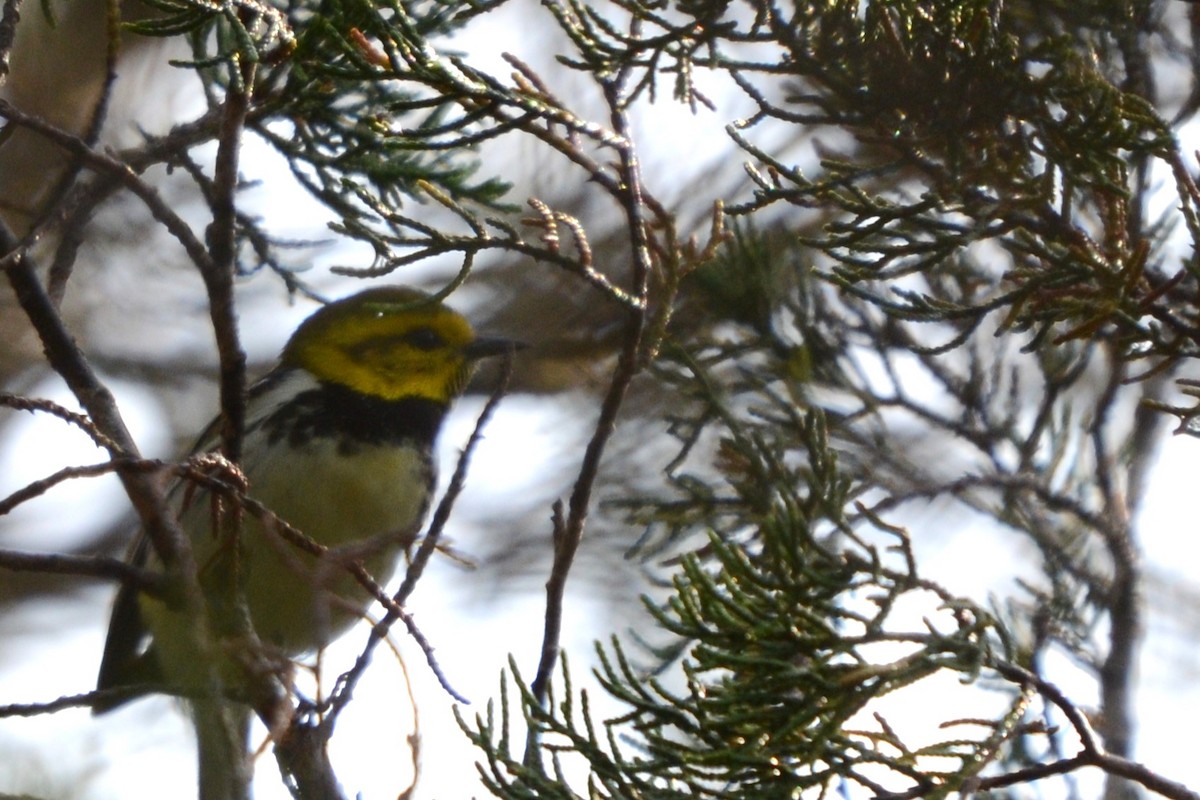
[96,286,513,712]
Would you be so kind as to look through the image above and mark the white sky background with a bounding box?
[3,2,1200,798]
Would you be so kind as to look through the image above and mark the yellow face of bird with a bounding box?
[281,287,480,403]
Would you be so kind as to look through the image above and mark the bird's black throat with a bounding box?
[258,379,448,453]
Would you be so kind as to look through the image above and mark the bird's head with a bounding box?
[281,286,515,403]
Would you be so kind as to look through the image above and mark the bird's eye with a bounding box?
[405,327,445,351]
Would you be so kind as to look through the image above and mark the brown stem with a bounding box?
[529,43,652,707]
[204,60,254,463]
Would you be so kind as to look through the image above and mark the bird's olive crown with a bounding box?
[281,287,480,403]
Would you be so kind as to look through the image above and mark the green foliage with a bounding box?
[544,0,739,108]
[127,0,515,279]
[465,362,1024,797]
[125,0,293,87]
[264,0,516,255]
[723,0,1184,367]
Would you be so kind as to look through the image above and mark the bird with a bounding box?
[93,285,517,765]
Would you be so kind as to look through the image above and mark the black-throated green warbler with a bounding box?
[95,286,515,713]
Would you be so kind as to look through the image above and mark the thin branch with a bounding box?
[0,459,133,516]
[0,689,134,718]
[876,664,1200,800]
[529,41,654,706]
[27,0,122,290]
[0,546,165,593]
[0,392,121,451]
[0,98,219,279]
[0,220,193,576]
[993,662,1103,754]
[205,59,255,463]
[1087,349,1142,764]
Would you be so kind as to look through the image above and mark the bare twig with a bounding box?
[0,98,219,279]
[875,664,1199,800]
[204,59,255,463]
[990,662,1200,800]
[0,392,121,452]
[0,688,141,718]
[529,34,653,706]
[0,460,132,516]
[0,221,194,578]
[0,546,164,593]
[1087,350,1141,766]
[33,0,123,296]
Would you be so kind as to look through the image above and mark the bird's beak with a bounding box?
[464,336,526,360]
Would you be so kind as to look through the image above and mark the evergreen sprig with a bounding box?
[466,392,1024,798]
[722,0,1187,369]
[123,0,517,278]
